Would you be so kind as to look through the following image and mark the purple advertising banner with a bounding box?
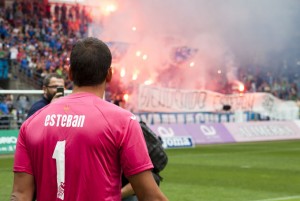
[223,121,300,142]
[149,123,235,144]
[149,121,300,146]
[184,123,235,144]
[149,124,190,138]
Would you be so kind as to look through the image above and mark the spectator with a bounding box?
[0,95,9,115]
[9,43,18,67]
[15,94,30,114]
[0,46,8,79]
[0,95,10,129]
[19,54,29,74]
[45,3,51,19]
[26,73,64,118]
[60,3,67,23]
[54,3,60,21]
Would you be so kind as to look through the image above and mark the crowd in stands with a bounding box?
[0,0,93,128]
[0,0,91,89]
[238,66,299,101]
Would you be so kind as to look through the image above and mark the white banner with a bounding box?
[49,0,85,4]
[138,85,299,120]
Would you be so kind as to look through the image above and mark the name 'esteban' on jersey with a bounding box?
[44,114,86,128]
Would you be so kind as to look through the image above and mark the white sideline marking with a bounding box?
[252,195,300,201]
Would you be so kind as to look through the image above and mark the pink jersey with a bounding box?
[14,92,153,201]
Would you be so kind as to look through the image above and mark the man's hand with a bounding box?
[51,92,64,102]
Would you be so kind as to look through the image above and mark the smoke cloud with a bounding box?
[83,0,299,104]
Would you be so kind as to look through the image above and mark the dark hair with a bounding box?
[70,37,112,87]
[43,73,64,87]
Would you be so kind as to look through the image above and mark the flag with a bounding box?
[171,46,198,64]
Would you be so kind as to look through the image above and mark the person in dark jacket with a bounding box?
[26,73,64,118]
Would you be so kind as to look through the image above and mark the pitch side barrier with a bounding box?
[0,129,18,154]
[147,120,300,149]
[1,121,300,154]
[0,90,299,152]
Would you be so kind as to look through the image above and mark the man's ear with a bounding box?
[106,67,112,83]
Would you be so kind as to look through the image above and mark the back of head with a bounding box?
[70,37,112,87]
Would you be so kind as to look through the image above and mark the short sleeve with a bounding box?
[13,123,33,175]
[120,119,153,177]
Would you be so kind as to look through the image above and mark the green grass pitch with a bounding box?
[1,140,300,201]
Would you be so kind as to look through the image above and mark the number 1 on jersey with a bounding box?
[52,140,66,200]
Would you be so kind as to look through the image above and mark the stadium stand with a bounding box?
[0,0,299,129]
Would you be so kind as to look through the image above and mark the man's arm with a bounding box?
[128,170,168,201]
[121,183,135,199]
[121,172,161,199]
[11,172,35,201]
